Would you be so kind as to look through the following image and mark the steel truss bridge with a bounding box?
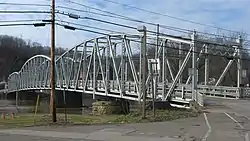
[6,32,250,107]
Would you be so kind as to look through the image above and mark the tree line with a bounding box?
[0,35,65,81]
[1,34,250,86]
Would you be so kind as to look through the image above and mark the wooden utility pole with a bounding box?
[50,0,57,122]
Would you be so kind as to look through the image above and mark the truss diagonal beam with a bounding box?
[215,48,238,86]
[164,45,194,100]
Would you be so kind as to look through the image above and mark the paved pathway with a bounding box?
[1,98,250,141]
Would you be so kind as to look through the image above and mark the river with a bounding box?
[0,99,90,115]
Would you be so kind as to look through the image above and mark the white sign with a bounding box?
[148,59,160,72]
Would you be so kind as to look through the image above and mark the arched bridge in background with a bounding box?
[6,32,250,108]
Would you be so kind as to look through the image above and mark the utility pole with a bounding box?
[50,0,57,122]
[137,26,147,119]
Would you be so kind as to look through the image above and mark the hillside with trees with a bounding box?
[0,35,65,81]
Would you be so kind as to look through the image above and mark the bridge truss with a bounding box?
[7,31,250,107]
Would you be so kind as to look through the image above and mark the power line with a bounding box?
[56,23,109,36]
[57,11,145,31]
[55,6,191,33]
[0,23,49,27]
[0,2,50,7]
[57,11,190,34]
[56,6,131,21]
[0,10,51,14]
[54,18,243,54]
[55,22,250,61]
[57,11,250,50]
[58,1,198,32]
[4,1,245,40]
[0,19,47,23]
[0,8,244,42]
[55,20,246,56]
[56,19,125,34]
[60,0,204,35]
[101,0,249,35]
[57,2,249,41]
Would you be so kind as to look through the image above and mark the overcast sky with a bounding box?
[0,0,249,48]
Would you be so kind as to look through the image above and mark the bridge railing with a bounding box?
[197,85,240,99]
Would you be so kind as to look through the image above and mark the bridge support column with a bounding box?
[15,91,19,107]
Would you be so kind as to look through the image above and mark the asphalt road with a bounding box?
[1,97,250,141]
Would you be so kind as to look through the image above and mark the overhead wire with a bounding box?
[1,1,250,56]
[101,0,250,36]
[0,23,50,27]
[57,6,194,36]
[56,2,250,42]
[1,8,247,51]
[0,10,51,14]
[1,1,248,41]
[56,19,126,34]
[0,19,48,23]
[57,10,250,51]
[54,18,237,54]
[55,22,250,62]
[0,2,50,7]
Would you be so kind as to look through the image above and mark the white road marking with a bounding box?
[202,113,212,141]
[225,112,249,141]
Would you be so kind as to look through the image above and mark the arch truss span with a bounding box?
[7,32,246,107]
[7,55,53,92]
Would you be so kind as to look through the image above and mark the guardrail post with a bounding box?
[181,86,185,99]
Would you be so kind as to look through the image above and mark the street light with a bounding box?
[64,25,76,30]
[33,23,46,27]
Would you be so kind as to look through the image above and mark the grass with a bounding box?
[0,114,41,129]
[0,108,200,129]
